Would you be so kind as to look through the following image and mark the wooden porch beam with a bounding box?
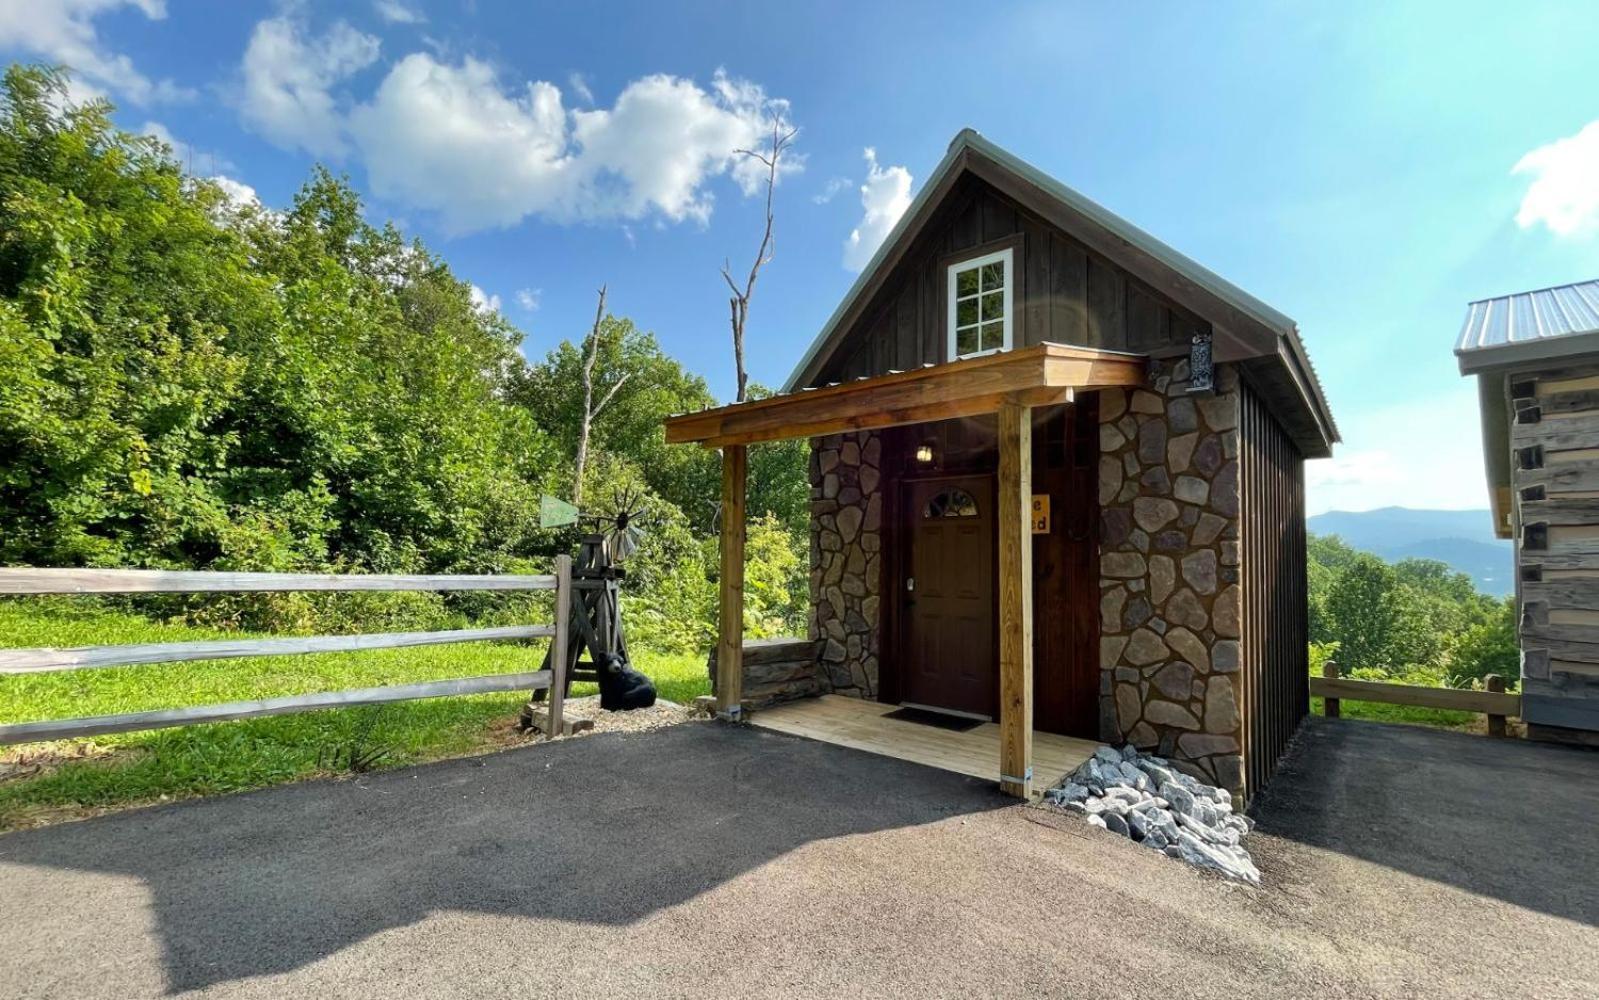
[716,443,748,719]
[664,343,1145,449]
[996,398,1034,798]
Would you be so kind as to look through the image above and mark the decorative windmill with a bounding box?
[522,487,657,731]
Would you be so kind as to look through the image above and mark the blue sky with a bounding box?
[6,1,1599,515]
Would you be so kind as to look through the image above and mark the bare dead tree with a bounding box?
[573,285,630,509]
[722,113,799,403]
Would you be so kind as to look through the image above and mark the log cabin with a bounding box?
[668,129,1338,800]
[1457,278,1599,744]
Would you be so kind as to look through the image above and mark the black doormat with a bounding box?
[883,706,983,732]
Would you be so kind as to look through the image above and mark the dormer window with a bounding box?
[947,247,1013,360]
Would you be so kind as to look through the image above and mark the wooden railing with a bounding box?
[0,558,572,745]
[1312,661,1517,737]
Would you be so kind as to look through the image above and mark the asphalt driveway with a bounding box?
[2,716,1596,998]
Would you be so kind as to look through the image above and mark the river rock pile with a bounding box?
[1045,744,1259,883]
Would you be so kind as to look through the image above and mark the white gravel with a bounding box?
[1045,744,1260,883]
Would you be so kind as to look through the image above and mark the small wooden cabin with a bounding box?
[1457,279,1599,743]
[668,130,1337,799]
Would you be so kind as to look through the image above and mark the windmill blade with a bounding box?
[608,524,643,562]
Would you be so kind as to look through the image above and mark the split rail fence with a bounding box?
[1312,660,1519,737]
[0,558,572,745]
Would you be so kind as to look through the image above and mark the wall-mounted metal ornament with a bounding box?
[1187,330,1214,394]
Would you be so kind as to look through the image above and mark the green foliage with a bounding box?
[1308,532,1518,691]
[0,65,552,581]
[0,63,819,820]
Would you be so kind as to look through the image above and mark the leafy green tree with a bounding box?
[511,317,718,524]
[1322,553,1437,672]
[1450,597,1519,688]
[0,65,552,580]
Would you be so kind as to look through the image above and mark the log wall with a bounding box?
[1508,363,1599,737]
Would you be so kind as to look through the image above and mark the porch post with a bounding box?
[996,399,1034,798]
[716,443,748,719]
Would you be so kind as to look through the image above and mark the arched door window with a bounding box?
[923,488,978,519]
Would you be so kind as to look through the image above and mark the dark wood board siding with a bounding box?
[1030,398,1102,738]
[811,174,1209,385]
[1239,380,1309,798]
[878,404,1099,737]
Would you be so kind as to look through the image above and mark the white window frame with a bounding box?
[946,247,1014,361]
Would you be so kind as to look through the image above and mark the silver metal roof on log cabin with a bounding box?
[1455,278,1599,373]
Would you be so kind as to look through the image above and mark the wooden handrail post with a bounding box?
[716,444,748,720]
[1322,659,1340,718]
[548,554,572,741]
[1485,673,1507,737]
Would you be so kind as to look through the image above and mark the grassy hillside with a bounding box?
[0,598,709,829]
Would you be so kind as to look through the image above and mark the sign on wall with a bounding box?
[1031,494,1051,534]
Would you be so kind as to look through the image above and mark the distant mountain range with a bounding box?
[1306,507,1513,597]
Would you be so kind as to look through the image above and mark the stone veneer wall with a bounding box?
[808,431,883,698]
[1098,360,1246,793]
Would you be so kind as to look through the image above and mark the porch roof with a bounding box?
[664,342,1147,448]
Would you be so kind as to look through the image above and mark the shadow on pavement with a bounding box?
[1250,715,1599,926]
[0,721,1008,993]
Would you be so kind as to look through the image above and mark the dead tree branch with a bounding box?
[722,113,798,403]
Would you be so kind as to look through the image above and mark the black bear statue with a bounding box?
[595,652,657,711]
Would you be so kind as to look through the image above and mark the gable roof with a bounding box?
[783,128,1338,458]
[1455,278,1599,373]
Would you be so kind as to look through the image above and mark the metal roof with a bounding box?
[1455,278,1599,372]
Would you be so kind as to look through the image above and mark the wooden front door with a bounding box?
[898,475,997,718]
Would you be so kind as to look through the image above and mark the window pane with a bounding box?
[923,489,978,519]
[981,261,1004,290]
[981,321,1004,350]
[956,297,978,326]
[956,326,979,356]
[956,267,979,296]
[981,291,1004,321]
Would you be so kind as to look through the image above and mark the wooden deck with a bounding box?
[749,694,1098,796]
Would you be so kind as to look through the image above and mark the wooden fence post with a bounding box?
[1485,674,1506,737]
[1323,659,1340,718]
[548,554,572,741]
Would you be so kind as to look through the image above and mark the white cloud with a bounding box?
[0,0,190,104]
[208,174,259,210]
[346,57,798,233]
[567,71,594,106]
[514,288,541,312]
[240,16,379,157]
[813,175,850,205]
[141,120,236,174]
[1305,388,1487,516]
[842,148,912,271]
[373,0,425,25]
[1514,119,1599,237]
[469,284,501,314]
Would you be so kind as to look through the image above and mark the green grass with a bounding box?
[0,598,709,829]
[1310,696,1482,732]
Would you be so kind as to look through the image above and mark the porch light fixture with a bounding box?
[915,443,935,464]
[1187,330,1215,394]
